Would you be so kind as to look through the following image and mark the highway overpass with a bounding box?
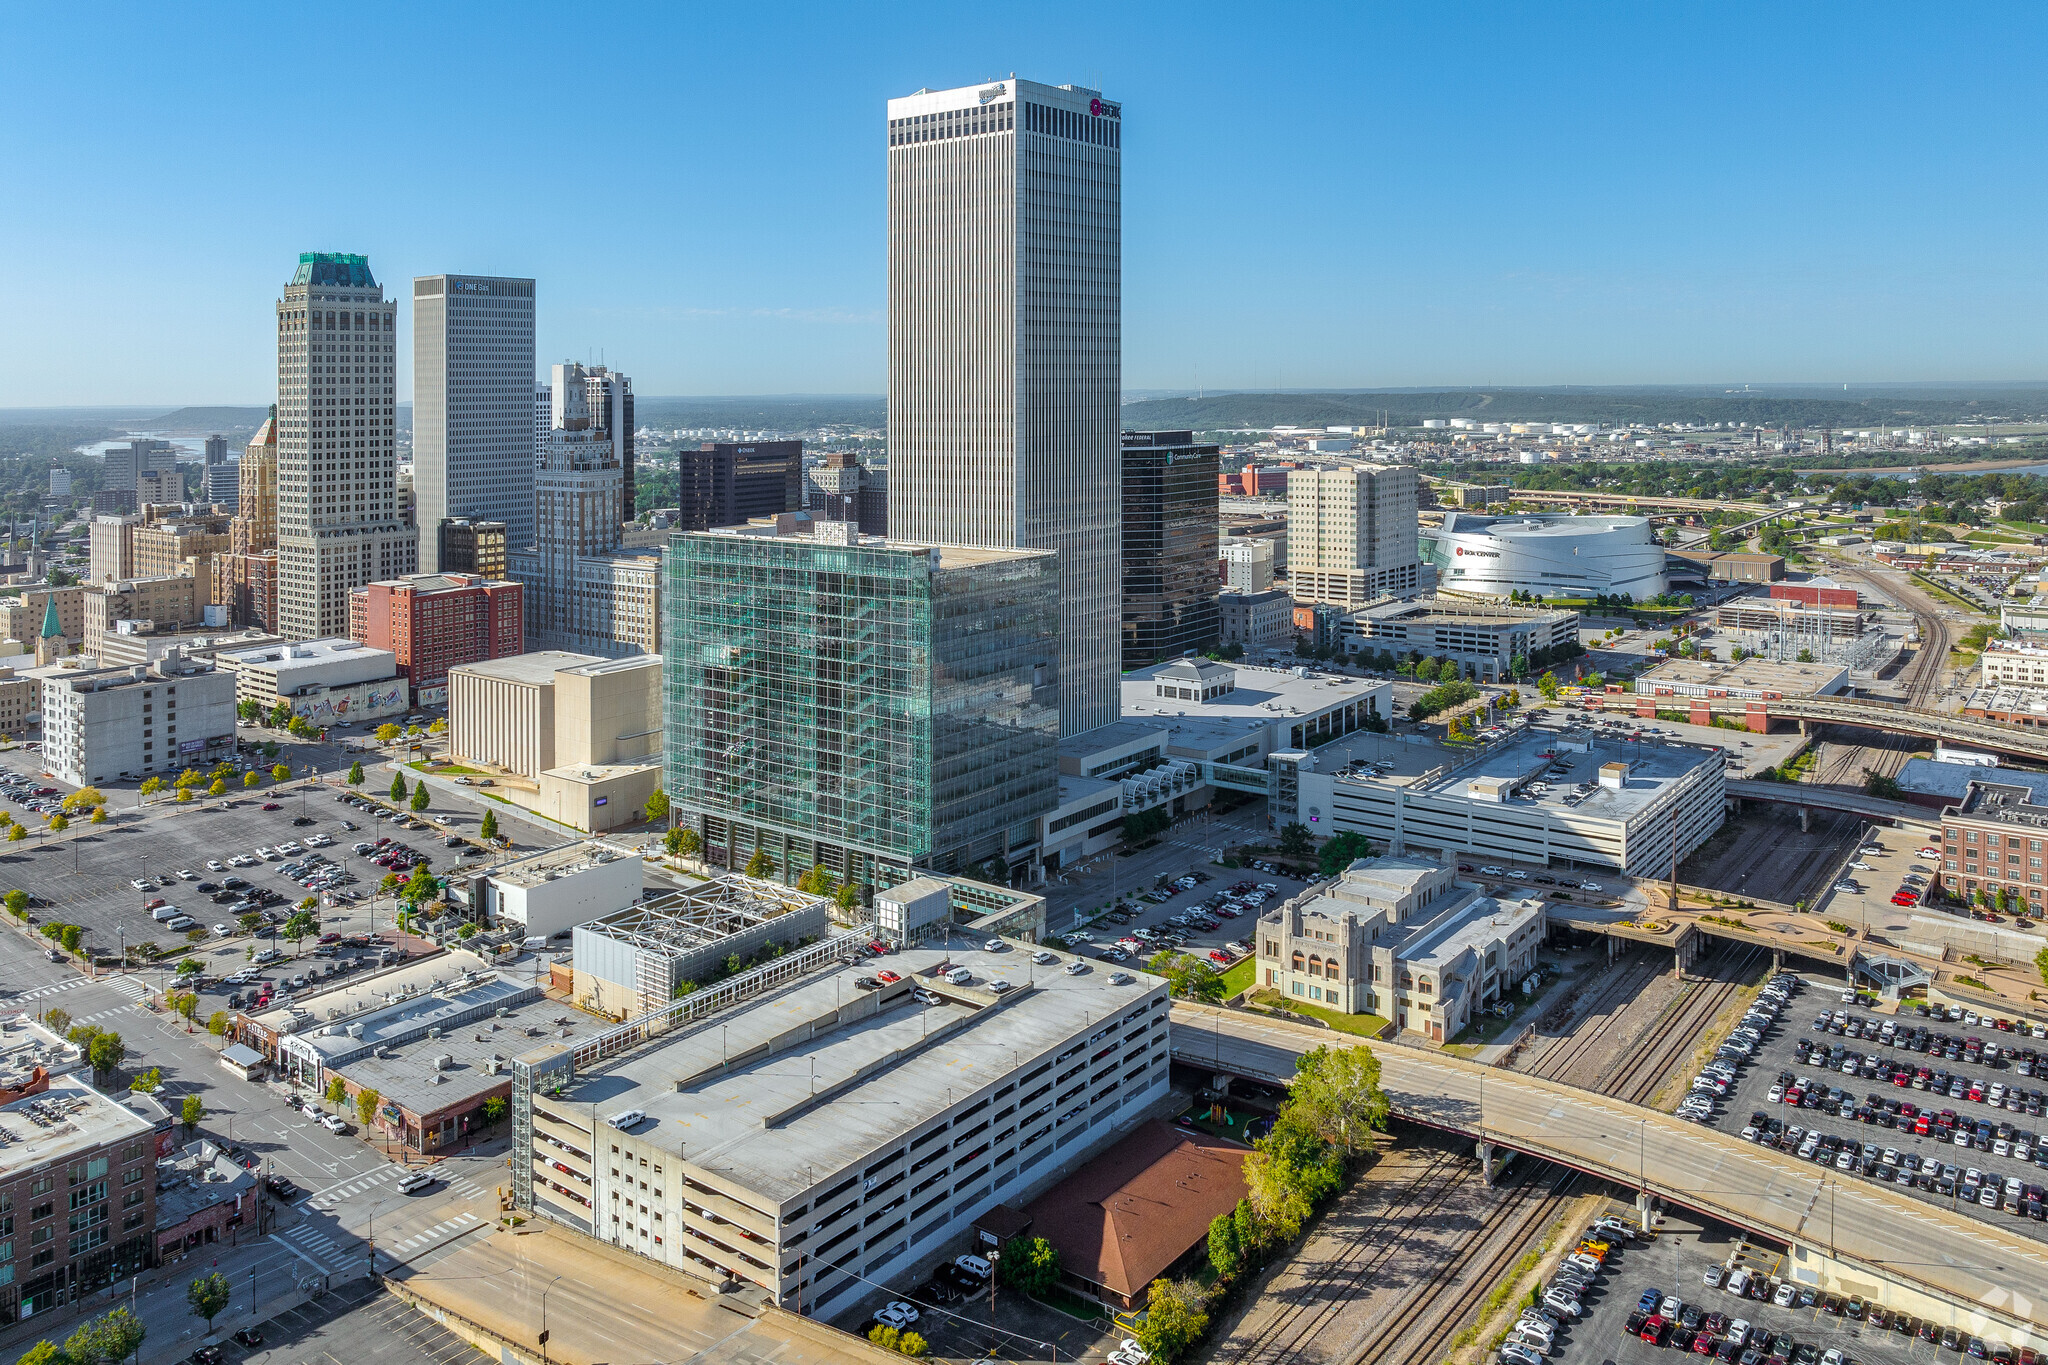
[1722,779,1933,823]
[1170,1003,2048,1342]
[1595,692,2048,762]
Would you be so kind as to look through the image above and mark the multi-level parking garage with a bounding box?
[1421,511,1670,599]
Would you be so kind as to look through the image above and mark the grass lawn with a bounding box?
[409,761,482,775]
[1447,987,1547,1047]
[1218,956,1256,997]
[1248,988,1390,1038]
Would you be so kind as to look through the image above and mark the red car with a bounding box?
[866,940,888,956]
[262,802,282,811]
[876,970,902,984]
[1207,950,1233,966]
[143,898,166,910]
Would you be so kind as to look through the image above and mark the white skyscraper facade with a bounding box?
[274,253,417,641]
[886,77,1123,736]
[412,274,537,570]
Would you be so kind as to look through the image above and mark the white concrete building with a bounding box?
[1286,465,1422,605]
[212,636,405,725]
[515,940,1170,1319]
[273,253,418,640]
[477,840,644,942]
[38,651,237,785]
[1979,641,2048,689]
[1220,537,1276,592]
[887,77,1121,737]
[1420,512,1667,600]
[1218,587,1293,646]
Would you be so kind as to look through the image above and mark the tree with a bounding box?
[237,699,261,721]
[379,872,402,896]
[481,1096,508,1126]
[375,723,401,744]
[347,760,365,786]
[835,879,862,914]
[58,786,103,815]
[129,1067,162,1095]
[325,1076,347,1105]
[58,924,80,953]
[355,1088,381,1128]
[1796,648,1815,663]
[7,824,24,842]
[1537,671,1560,701]
[179,1094,202,1132]
[897,1332,928,1359]
[796,863,838,895]
[43,1007,70,1035]
[744,847,775,879]
[1241,1116,1343,1240]
[389,772,408,802]
[998,1235,1062,1297]
[284,911,318,955]
[268,701,293,728]
[169,991,198,1025]
[45,814,66,834]
[2,890,24,920]
[186,1272,231,1333]
[409,785,430,813]
[1276,823,1313,859]
[1145,951,1225,1003]
[1414,657,1440,684]
[206,778,226,799]
[1135,1279,1210,1364]
[2037,942,2048,989]
[428,717,447,735]
[403,866,437,904]
[15,1344,64,1365]
[271,763,290,783]
[88,807,105,827]
[176,958,201,980]
[64,1307,146,1365]
[645,788,670,824]
[1317,831,1375,877]
[1208,1209,1244,1279]
[207,1012,227,1043]
[86,1032,125,1086]
[138,776,162,802]
[474,809,498,844]
[1287,1044,1391,1156]
[242,771,258,790]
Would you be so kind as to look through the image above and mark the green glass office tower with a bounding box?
[664,531,1061,889]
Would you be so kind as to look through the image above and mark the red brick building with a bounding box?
[349,573,522,703]
[1771,583,1858,610]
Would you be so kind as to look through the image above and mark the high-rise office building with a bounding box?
[806,451,889,536]
[274,252,417,640]
[102,438,173,502]
[438,518,507,578]
[671,441,801,531]
[1286,464,1422,606]
[886,77,1122,736]
[665,527,1061,888]
[412,273,537,569]
[232,411,278,553]
[515,361,634,652]
[1121,430,1220,668]
[203,434,229,466]
[349,573,524,702]
[578,365,635,520]
[203,461,239,510]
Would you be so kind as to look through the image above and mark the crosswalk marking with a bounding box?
[103,976,152,1002]
[14,978,93,1002]
[272,1221,355,1274]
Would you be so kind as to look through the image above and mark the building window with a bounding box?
[1291,982,1304,996]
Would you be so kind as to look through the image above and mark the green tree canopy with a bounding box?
[347,761,365,786]
[1145,951,1225,1003]
[1287,1044,1390,1157]
[179,1094,202,1131]
[1135,1279,1210,1364]
[997,1235,1062,1296]
[389,772,408,802]
[1276,823,1312,858]
[1317,831,1376,877]
[744,847,775,878]
[409,785,430,812]
[644,788,670,824]
[186,1272,230,1331]
[480,808,499,841]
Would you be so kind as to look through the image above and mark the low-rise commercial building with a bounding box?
[469,840,644,944]
[1937,780,2048,910]
[1713,599,1865,640]
[0,1075,158,1321]
[1961,684,2048,728]
[1666,550,1785,584]
[153,1142,255,1268]
[0,668,35,740]
[513,940,1170,1319]
[568,873,829,1018]
[1218,587,1293,646]
[1979,641,2048,689]
[81,577,200,652]
[449,652,662,814]
[1254,856,1544,1040]
[213,637,405,726]
[37,651,237,785]
[1275,730,1725,877]
[1335,598,1581,682]
[92,626,283,671]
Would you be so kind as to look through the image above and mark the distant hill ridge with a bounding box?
[137,406,270,433]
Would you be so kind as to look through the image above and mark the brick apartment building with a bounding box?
[349,573,523,704]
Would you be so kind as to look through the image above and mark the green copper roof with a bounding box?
[290,252,377,288]
[39,595,60,640]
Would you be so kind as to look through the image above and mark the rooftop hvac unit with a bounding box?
[346,1024,365,1039]
[427,1026,442,1039]
[495,1006,510,1018]
[432,1053,454,1071]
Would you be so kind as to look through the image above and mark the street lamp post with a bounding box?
[538,1273,565,1365]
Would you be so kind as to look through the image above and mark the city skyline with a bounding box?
[7,6,2048,407]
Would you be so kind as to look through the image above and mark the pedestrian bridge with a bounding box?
[1722,779,1932,824]
[1169,1003,2048,1343]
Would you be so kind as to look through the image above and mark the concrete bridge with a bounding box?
[1170,1003,2048,1344]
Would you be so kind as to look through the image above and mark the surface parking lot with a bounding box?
[1056,857,1317,974]
[1546,1208,2022,1365]
[1693,972,2048,1241]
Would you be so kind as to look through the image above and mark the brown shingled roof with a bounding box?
[1023,1120,1249,1304]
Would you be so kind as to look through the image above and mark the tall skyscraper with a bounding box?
[886,77,1123,736]
[1120,430,1220,668]
[203,434,228,466]
[671,441,802,531]
[412,274,537,569]
[526,362,626,646]
[274,252,416,641]
[231,410,278,553]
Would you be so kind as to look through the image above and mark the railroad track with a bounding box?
[1215,1146,1479,1365]
[1801,561,1950,787]
[1603,944,1766,1106]
[1351,1166,1580,1365]
[1516,953,1665,1087]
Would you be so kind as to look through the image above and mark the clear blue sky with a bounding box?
[3,2,2043,406]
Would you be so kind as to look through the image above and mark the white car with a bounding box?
[1917,847,1941,858]
[1108,1342,1150,1365]
[1578,882,1602,892]
[880,1301,920,1326]
[1108,972,1134,986]
[319,1113,347,1134]
[1848,861,1872,871]
[983,938,1005,952]
[128,879,150,891]
[1033,950,1056,965]
[177,869,198,880]
[1478,865,1505,876]
[212,923,231,937]
[1507,870,1528,880]
[205,859,226,871]
[1063,960,1087,976]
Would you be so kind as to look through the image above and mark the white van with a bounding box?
[150,905,181,922]
[606,1109,646,1131]
[164,916,196,932]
